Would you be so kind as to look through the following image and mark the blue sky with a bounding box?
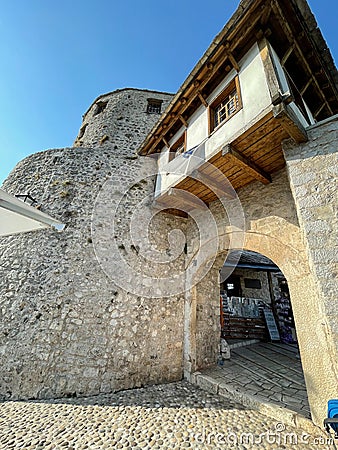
[0,0,337,185]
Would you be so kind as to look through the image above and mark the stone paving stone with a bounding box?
[199,343,312,421]
[0,381,331,450]
[268,393,283,402]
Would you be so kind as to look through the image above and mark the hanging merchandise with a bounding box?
[274,293,296,344]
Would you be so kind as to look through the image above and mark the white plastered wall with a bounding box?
[157,42,272,194]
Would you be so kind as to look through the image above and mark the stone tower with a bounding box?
[0,88,188,400]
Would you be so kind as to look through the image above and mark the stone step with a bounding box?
[227,338,260,350]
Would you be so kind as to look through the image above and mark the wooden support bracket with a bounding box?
[179,115,188,127]
[226,51,240,73]
[273,102,308,143]
[314,103,326,118]
[197,91,208,108]
[281,45,295,66]
[162,137,170,149]
[222,144,272,185]
[152,197,188,218]
[166,188,206,210]
[300,79,312,96]
[260,3,271,27]
[272,0,333,116]
[191,169,236,200]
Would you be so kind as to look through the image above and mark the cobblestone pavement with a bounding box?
[0,381,333,449]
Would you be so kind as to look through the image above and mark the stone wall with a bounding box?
[184,163,337,425]
[74,88,171,151]
[231,268,271,301]
[283,115,338,377]
[184,169,300,372]
[1,86,336,426]
[0,88,189,401]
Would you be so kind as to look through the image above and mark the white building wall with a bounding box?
[156,41,313,196]
[187,43,272,154]
[157,43,272,194]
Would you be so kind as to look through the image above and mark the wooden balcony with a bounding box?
[154,104,307,214]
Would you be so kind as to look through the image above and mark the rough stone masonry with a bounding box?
[0,88,188,400]
[0,88,337,428]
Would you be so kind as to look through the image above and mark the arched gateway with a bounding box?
[183,167,337,426]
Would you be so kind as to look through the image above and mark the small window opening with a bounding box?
[78,123,87,139]
[209,76,242,132]
[244,278,262,289]
[93,100,108,117]
[147,98,163,114]
[214,90,239,127]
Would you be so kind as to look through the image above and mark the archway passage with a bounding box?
[184,223,337,427]
[217,250,310,418]
[220,250,297,347]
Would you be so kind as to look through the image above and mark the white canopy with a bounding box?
[0,189,65,237]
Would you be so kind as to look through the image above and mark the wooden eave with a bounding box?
[138,0,338,157]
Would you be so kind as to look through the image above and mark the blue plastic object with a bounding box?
[324,399,338,437]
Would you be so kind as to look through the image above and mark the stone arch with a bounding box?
[184,218,337,426]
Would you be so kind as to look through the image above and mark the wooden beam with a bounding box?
[162,137,169,148]
[256,29,264,41]
[224,10,262,55]
[258,38,283,106]
[152,196,171,210]
[197,91,208,108]
[153,193,181,211]
[259,2,271,27]
[225,50,240,72]
[191,169,236,200]
[152,199,188,218]
[272,0,333,116]
[314,103,326,118]
[273,102,308,143]
[222,144,272,185]
[300,79,312,96]
[179,115,188,127]
[167,188,206,210]
[281,44,295,66]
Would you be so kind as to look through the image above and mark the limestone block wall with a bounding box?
[195,267,222,370]
[0,88,188,401]
[283,115,338,372]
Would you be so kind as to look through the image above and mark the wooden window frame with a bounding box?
[168,131,187,162]
[208,76,242,134]
[146,98,163,114]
